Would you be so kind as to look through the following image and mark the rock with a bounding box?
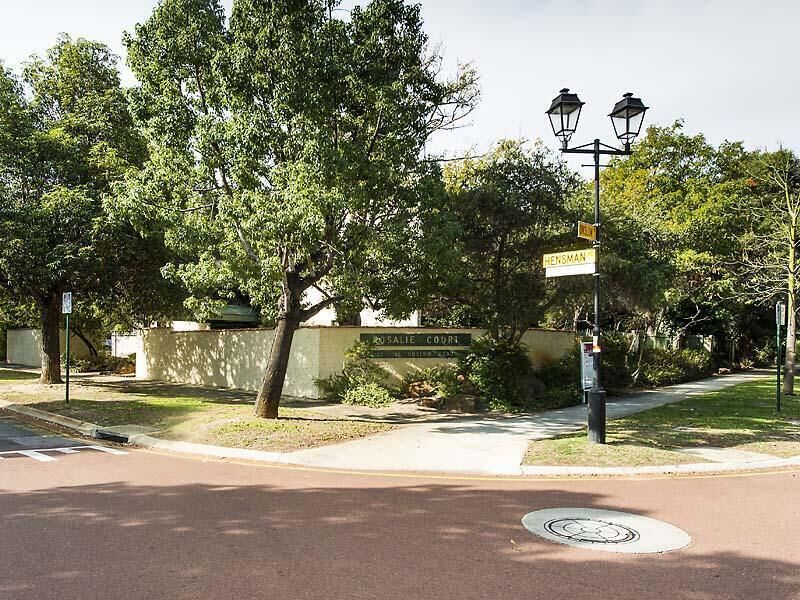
[439,393,481,413]
[418,396,443,408]
[418,393,481,413]
[408,381,435,398]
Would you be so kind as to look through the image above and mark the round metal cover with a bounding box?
[521,508,691,554]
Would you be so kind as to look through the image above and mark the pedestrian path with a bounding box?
[285,372,768,475]
[0,413,127,463]
[0,445,128,462]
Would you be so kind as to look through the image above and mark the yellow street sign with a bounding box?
[577,221,597,241]
[542,248,596,269]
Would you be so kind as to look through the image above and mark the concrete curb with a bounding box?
[3,399,799,477]
[0,400,98,437]
[520,456,800,477]
[127,433,287,464]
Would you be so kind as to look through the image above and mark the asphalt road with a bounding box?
[1,413,798,600]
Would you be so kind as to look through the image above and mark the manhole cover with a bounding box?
[521,508,691,554]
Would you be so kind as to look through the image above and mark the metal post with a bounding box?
[777,314,782,413]
[65,312,70,405]
[587,138,606,443]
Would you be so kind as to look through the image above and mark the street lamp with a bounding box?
[546,89,649,443]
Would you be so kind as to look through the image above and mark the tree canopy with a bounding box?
[118,0,479,416]
[429,140,580,342]
[0,36,179,382]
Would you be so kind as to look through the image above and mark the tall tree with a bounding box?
[120,0,478,417]
[597,122,752,348]
[0,37,155,383]
[737,149,800,393]
[435,140,580,342]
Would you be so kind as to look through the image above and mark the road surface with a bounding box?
[1,412,798,599]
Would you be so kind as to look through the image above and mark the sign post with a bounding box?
[62,292,72,405]
[580,341,594,404]
[776,301,785,412]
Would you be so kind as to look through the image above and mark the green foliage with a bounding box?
[342,382,394,408]
[0,36,182,375]
[600,334,633,391]
[315,340,391,402]
[537,338,714,406]
[401,364,463,399]
[569,121,761,354]
[435,140,580,340]
[535,347,583,405]
[638,348,714,387]
[120,0,478,325]
[459,336,534,410]
[68,352,135,374]
[120,0,479,412]
[753,338,777,368]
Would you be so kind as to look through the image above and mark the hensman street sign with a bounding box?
[542,248,596,278]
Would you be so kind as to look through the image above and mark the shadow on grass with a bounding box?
[610,381,800,450]
[32,398,208,429]
[82,377,331,408]
[0,369,39,382]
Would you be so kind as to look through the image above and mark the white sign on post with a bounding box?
[543,249,596,278]
[62,292,72,315]
[776,302,786,326]
[580,341,595,391]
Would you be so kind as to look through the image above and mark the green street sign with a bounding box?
[369,349,468,359]
[360,333,471,347]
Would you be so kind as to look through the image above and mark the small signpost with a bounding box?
[62,292,72,405]
[577,221,597,242]
[580,341,595,403]
[776,301,785,412]
[542,248,596,278]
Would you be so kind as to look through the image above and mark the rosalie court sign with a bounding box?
[360,333,471,359]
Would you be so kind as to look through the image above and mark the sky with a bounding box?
[1,0,798,173]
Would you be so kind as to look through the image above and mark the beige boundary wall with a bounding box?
[7,328,97,367]
[137,327,575,399]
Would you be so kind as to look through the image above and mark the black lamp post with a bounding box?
[546,88,648,444]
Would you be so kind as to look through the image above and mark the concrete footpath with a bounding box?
[284,371,776,475]
[5,370,798,476]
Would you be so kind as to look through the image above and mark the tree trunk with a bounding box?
[254,313,301,418]
[39,293,62,384]
[72,327,98,356]
[784,222,797,395]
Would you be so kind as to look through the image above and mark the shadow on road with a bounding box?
[0,478,797,599]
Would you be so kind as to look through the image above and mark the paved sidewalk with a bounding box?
[284,371,769,475]
[3,368,787,476]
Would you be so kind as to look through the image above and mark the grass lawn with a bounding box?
[525,379,800,467]
[0,367,394,452]
[0,370,38,383]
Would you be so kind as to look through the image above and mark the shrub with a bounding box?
[401,364,463,399]
[638,347,713,386]
[342,382,394,408]
[459,336,534,410]
[600,334,632,390]
[314,340,393,402]
[753,338,777,368]
[68,352,135,374]
[535,345,583,406]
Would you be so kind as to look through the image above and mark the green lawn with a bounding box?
[0,369,38,383]
[525,380,800,466]
[0,368,394,452]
